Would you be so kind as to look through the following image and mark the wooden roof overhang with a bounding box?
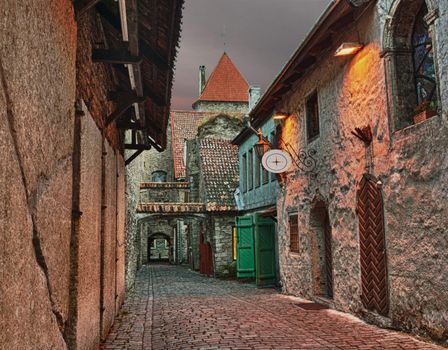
[236,0,372,143]
[76,0,184,162]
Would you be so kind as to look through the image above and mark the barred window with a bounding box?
[289,214,299,253]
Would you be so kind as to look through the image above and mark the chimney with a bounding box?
[199,65,206,95]
[248,86,261,112]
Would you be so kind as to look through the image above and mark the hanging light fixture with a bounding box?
[253,130,271,159]
[335,42,363,57]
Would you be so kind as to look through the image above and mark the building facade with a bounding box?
[248,0,447,342]
[0,1,183,349]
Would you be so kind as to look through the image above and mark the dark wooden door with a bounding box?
[199,234,213,277]
[357,175,389,316]
[323,214,333,298]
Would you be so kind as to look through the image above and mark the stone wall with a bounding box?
[0,1,76,349]
[275,0,447,341]
[0,2,127,349]
[210,215,236,277]
[194,100,249,113]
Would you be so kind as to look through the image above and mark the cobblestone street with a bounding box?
[101,265,442,350]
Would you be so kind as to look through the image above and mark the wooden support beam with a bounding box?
[92,49,143,65]
[124,143,152,151]
[140,40,171,71]
[104,94,147,128]
[125,150,144,166]
[75,0,101,18]
[114,66,167,107]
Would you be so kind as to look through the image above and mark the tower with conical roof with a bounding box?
[192,52,252,113]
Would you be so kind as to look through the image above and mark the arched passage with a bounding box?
[309,200,333,299]
[148,233,171,263]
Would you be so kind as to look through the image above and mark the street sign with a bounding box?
[261,149,292,173]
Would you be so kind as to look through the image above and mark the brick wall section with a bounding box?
[211,215,236,277]
[274,1,448,341]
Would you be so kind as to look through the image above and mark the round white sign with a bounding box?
[262,150,292,173]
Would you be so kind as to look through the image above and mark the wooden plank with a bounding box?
[92,49,143,64]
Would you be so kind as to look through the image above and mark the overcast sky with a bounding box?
[171,0,331,110]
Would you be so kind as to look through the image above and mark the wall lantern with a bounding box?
[254,130,271,159]
[273,112,289,121]
[335,42,363,57]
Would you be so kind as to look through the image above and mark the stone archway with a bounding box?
[309,200,333,299]
[148,233,171,263]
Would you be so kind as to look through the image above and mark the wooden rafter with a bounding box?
[92,48,143,65]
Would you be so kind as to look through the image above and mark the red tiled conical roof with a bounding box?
[196,52,249,103]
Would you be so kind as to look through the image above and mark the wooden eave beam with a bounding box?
[92,48,143,64]
[75,0,102,18]
[294,55,317,73]
[104,94,147,128]
[140,40,171,71]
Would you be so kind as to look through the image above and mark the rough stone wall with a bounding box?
[141,122,174,182]
[275,1,447,341]
[194,100,249,113]
[0,2,128,349]
[100,143,118,339]
[115,155,126,312]
[210,215,236,277]
[77,107,102,350]
[0,1,76,349]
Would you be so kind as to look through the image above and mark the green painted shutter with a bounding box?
[255,215,276,287]
[236,216,255,278]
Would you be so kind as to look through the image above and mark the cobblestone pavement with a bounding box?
[101,265,443,350]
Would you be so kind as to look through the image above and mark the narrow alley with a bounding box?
[101,265,442,350]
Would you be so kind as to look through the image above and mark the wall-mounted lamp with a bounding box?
[273,112,289,121]
[335,42,363,57]
[253,130,271,159]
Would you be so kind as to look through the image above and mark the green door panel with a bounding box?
[255,215,276,287]
[236,216,255,278]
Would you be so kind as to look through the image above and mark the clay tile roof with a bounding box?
[171,110,218,179]
[199,138,239,211]
[196,52,249,103]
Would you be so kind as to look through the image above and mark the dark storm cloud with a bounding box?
[172,0,331,110]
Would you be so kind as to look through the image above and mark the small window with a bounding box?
[242,153,247,192]
[289,214,299,253]
[262,157,269,185]
[248,149,254,191]
[151,170,167,182]
[306,92,319,142]
[254,150,261,188]
[232,226,237,260]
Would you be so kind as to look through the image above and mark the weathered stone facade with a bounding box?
[0,3,127,349]
[251,0,447,342]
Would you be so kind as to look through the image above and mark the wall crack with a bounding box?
[0,56,68,346]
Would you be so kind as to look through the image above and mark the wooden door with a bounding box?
[357,175,389,316]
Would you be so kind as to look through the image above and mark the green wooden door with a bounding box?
[236,216,255,278]
[255,215,276,287]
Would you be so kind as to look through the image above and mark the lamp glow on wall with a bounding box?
[335,42,363,57]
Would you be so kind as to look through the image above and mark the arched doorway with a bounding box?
[309,200,333,299]
[148,233,171,263]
